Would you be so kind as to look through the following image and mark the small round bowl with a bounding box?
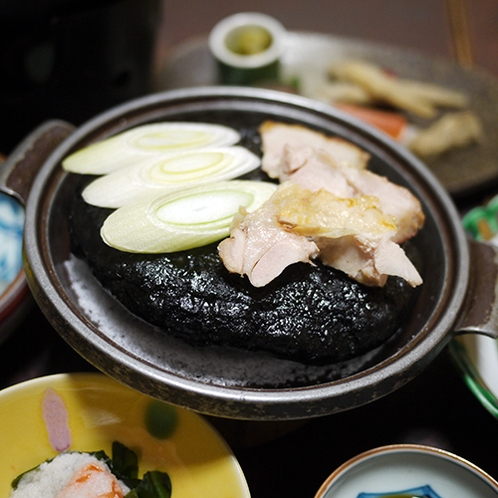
[208,12,287,85]
[314,444,498,498]
[0,372,250,498]
[0,191,29,342]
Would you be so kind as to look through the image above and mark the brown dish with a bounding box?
[66,120,421,367]
[2,87,498,420]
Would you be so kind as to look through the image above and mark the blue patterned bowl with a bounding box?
[314,444,498,498]
[0,191,29,341]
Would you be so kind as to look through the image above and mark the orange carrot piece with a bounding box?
[335,103,408,140]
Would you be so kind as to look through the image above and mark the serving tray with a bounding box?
[156,31,498,198]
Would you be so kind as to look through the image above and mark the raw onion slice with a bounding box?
[82,146,261,208]
[62,122,241,175]
[101,180,277,253]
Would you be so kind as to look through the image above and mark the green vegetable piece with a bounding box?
[81,146,261,209]
[462,194,498,241]
[100,180,277,253]
[128,471,172,498]
[62,122,241,175]
[145,400,178,440]
[112,441,139,479]
[226,25,272,55]
[11,467,35,489]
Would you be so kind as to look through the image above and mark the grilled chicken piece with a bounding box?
[218,197,319,288]
[275,183,422,287]
[220,121,423,288]
[259,120,370,178]
[276,145,424,244]
[338,163,424,243]
[219,183,422,287]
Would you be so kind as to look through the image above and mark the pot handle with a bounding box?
[0,120,76,206]
[454,238,498,339]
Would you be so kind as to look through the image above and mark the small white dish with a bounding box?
[450,333,498,419]
[314,444,498,498]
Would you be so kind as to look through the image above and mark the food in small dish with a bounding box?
[327,59,468,118]
[208,12,287,86]
[462,194,498,242]
[407,110,483,158]
[307,58,483,159]
[10,442,171,498]
[224,24,273,56]
[1,373,248,498]
[11,451,129,498]
[64,119,424,365]
[10,385,172,498]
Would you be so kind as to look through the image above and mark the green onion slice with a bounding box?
[101,180,277,253]
[62,122,241,175]
[82,146,260,208]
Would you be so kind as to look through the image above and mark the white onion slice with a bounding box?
[101,180,277,253]
[62,122,241,175]
[82,146,261,208]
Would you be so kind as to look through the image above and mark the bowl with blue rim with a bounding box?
[0,160,29,342]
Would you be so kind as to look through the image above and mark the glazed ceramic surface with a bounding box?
[3,87,498,420]
[450,196,498,418]
[0,193,23,296]
[314,445,498,498]
[0,373,250,498]
[0,190,28,342]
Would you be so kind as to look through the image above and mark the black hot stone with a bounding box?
[69,179,418,366]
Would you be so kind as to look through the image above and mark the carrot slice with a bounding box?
[335,103,408,140]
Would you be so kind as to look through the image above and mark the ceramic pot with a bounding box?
[1,87,497,420]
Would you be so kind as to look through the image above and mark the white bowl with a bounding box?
[315,444,498,498]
